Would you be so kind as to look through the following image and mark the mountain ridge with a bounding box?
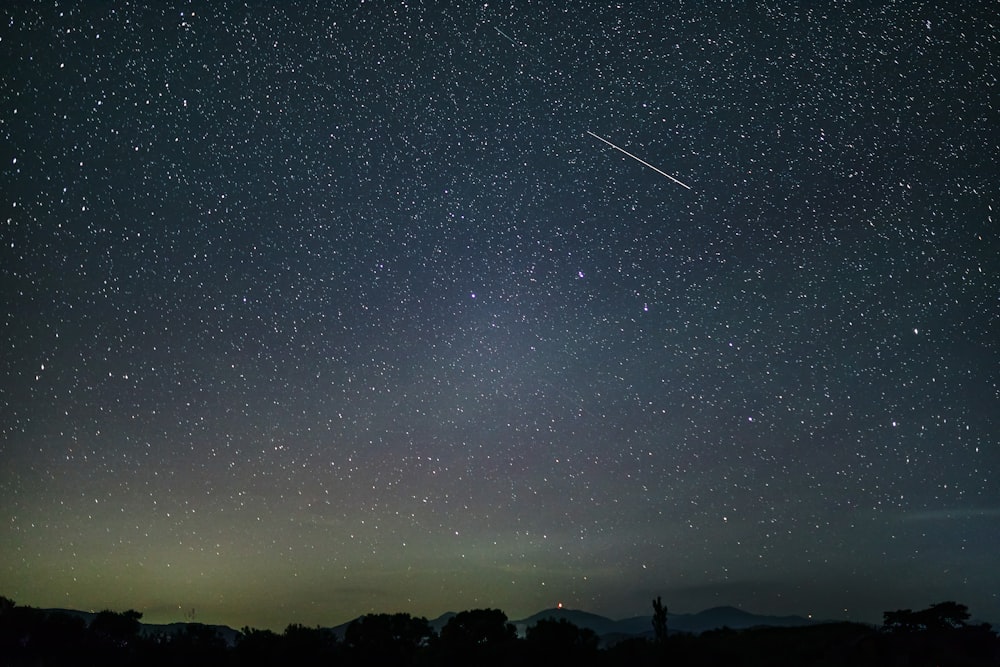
[510,604,823,639]
[32,603,827,643]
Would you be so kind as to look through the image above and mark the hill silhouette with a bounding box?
[4,595,996,666]
[671,605,821,633]
[510,604,821,644]
[312,604,822,645]
[514,607,623,637]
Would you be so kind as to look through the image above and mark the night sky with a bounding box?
[2,2,998,632]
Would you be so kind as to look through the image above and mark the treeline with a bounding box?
[1,596,997,666]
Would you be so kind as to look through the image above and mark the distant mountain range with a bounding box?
[509,605,822,641]
[39,604,823,646]
[328,605,822,644]
[38,608,243,646]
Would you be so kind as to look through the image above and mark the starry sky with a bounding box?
[2,2,998,632]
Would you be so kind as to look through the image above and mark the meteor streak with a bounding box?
[586,130,692,190]
[494,27,520,47]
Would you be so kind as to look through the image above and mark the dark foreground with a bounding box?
[2,597,997,667]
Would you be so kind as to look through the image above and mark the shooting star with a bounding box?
[586,130,692,190]
[494,26,521,47]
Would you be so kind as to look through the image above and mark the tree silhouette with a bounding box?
[440,608,517,647]
[0,600,90,666]
[652,595,668,644]
[87,609,146,665]
[345,612,433,665]
[282,623,339,666]
[90,608,143,645]
[234,626,284,667]
[922,601,971,630]
[437,608,517,666]
[525,617,599,666]
[883,608,919,633]
[883,601,972,633]
[879,602,999,666]
[1,592,993,667]
[161,622,229,666]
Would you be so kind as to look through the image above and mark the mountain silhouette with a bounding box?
[36,603,820,643]
[510,604,819,640]
[330,610,457,640]
[514,608,622,637]
[11,599,996,667]
[669,606,819,633]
